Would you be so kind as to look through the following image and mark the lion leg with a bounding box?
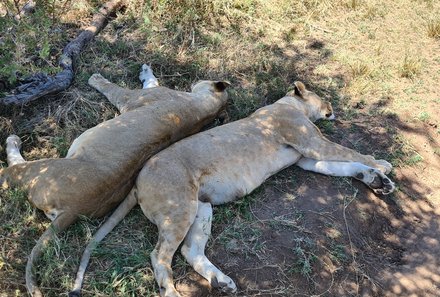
[6,135,26,166]
[88,74,131,113]
[181,201,237,294]
[148,200,198,297]
[139,64,159,89]
[296,157,395,195]
[296,137,392,174]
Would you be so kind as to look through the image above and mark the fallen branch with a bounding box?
[14,0,36,20]
[2,0,124,106]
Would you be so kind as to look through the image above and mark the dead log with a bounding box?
[2,0,124,106]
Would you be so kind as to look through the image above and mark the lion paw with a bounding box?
[88,73,106,87]
[139,64,153,81]
[374,159,393,174]
[211,274,237,294]
[139,64,159,88]
[356,168,395,195]
[68,290,81,297]
[159,286,182,297]
[6,135,22,149]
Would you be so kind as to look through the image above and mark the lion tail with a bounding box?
[68,187,138,297]
[26,212,77,297]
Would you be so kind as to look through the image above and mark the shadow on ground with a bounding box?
[0,25,439,297]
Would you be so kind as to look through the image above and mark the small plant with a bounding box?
[316,119,335,135]
[345,0,362,9]
[427,18,440,38]
[406,153,423,166]
[399,55,422,79]
[363,4,386,19]
[330,243,349,264]
[341,105,358,120]
[418,111,430,122]
[349,60,371,78]
[268,211,304,231]
[289,237,317,277]
[283,26,297,42]
[51,136,70,157]
[0,187,33,224]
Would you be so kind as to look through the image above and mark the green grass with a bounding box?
[51,136,70,157]
[387,134,425,167]
[0,4,68,86]
[0,187,37,232]
[405,153,424,166]
[213,186,263,224]
[227,89,263,121]
[0,187,47,294]
[329,243,349,264]
[316,120,335,135]
[288,237,318,278]
[417,111,430,122]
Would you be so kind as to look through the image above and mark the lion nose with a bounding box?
[326,113,335,120]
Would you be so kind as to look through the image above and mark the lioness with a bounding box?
[0,65,230,297]
[69,81,395,297]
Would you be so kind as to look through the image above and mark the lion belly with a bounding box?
[198,145,301,205]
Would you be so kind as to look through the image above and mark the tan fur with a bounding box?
[0,73,229,297]
[72,81,394,297]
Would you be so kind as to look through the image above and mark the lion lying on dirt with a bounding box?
[69,81,395,297]
[0,65,230,297]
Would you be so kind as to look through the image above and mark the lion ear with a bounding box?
[293,81,307,97]
[213,81,231,92]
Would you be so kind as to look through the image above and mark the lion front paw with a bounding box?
[6,135,22,149]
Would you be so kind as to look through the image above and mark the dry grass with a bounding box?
[427,17,440,38]
[349,60,372,78]
[399,54,423,79]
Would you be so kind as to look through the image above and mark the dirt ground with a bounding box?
[0,1,439,296]
[175,112,440,297]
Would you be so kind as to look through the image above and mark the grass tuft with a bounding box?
[349,60,371,78]
[427,18,440,38]
[417,111,430,122]
[399,54,422,79]
[344,0,363,9]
